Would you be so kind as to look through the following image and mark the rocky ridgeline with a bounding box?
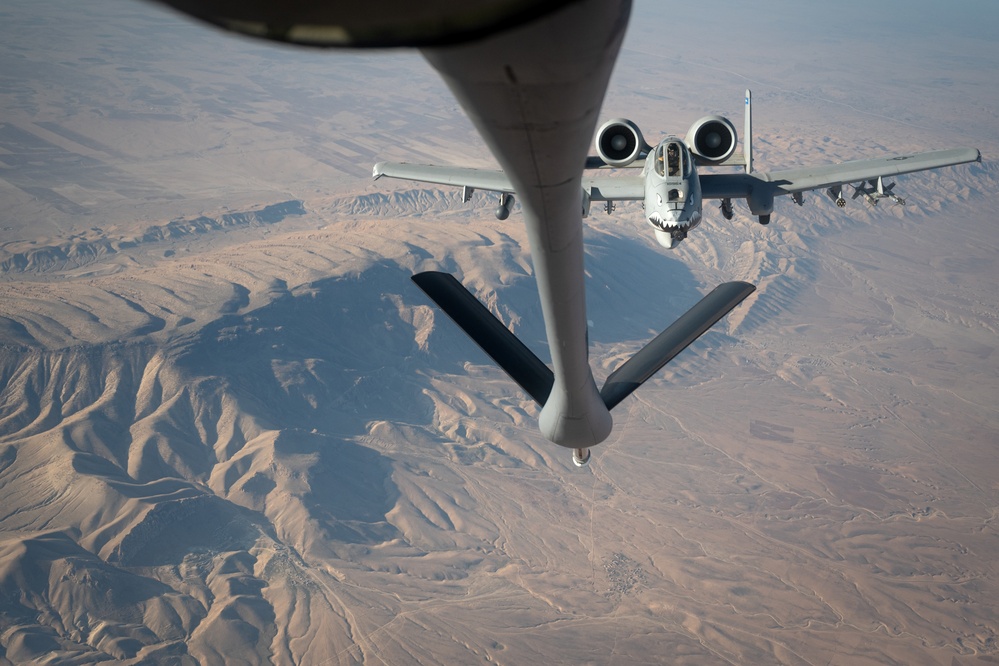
[0,200,306,274]
[0,262,452,662]
[324,188,486,219]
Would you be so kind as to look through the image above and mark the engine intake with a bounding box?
[685,115,737,164]
[595,118,647,167]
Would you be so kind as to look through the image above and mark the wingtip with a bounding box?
[372,162,385,179]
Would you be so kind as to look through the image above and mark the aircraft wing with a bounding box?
[583,175,645,201]
[762,147,981,194]
[374,161,645,201]
[373,162,514,193]
[700,147,981,199]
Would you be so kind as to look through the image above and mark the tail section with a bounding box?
[744,89,753,175]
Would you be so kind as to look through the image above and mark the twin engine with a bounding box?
[684,115,738,164]
[594,115,738,166]
[594,118,647,167]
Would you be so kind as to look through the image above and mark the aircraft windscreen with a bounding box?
[655,141,685,178]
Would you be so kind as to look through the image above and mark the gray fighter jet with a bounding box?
[375,90,980,249]
[150,0,978,467]
[372,89,978,465]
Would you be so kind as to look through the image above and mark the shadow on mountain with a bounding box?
[169,261,483,548]
[174,261,474,428]
[583,229,705,345]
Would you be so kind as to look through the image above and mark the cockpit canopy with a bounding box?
[654,140,690,179]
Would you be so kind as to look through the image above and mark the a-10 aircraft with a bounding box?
[373,89,978,466]
[375,90,980,250]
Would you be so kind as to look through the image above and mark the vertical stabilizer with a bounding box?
[744,89,753,174]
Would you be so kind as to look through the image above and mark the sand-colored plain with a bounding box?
[1,1,997,664]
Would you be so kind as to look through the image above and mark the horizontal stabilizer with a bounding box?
[600,281,756,409]
[412,271,554,405]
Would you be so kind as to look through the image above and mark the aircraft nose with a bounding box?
[648,208,682,228]
[654,229,679,249]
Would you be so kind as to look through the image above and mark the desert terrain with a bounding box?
[0,1,997,664]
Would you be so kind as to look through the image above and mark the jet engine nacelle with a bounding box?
[685,115,738,164]
[595,118,648,167]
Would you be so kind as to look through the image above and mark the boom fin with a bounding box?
[412,272,755,416]
[600,281,756,409]
[412,271,554,405]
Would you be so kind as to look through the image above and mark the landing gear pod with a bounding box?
[595,118,648,167]
[495,193,514,220]
[685,115,737,164]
